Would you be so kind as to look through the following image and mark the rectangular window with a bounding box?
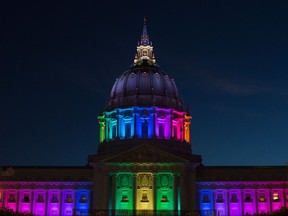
[173,125,178,139]
[8,194,16,203]
[125,123,131,138]
[112,124,117,139]
[244,194,252,202]
[159,123,164,138]
[142,120,148,138]
[259,193,266,202]
[273,193,280,202]
[23,194,30,203]
[230,194,238,203]
[80,194,87,203]
[0,192,2,201]
[141,192,149,202]
[65,194,73,203]
[216,194,224,203]
[202,194,210,203]
[51,194,59,203]
[36,194,45,203]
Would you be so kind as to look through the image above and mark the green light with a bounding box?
[156,172,174,211]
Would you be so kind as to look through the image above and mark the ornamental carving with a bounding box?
[137,174,152,188]
[117,174,132,189]
[109,148,167,163]
[140,109,150,117]
[157,174,172,189]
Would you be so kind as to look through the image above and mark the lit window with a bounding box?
[216,194,224,203]
[142,119,148,138]
[23,194,30,203]
[141,192,149,202]
[259,193,266,202]
[65,194,73,203]
[202,194,210,203]
[161,195,169,202]
[36,194,45,203]
[80,194,87,203]
[121,194,129,202]
[273,193,280,202]
[244,194,252,202]
[8,194,16,203]
[0,192,2,201]
[112,124,117,139]
[125,122,131,138]
[51,194,59,203]
[158,123,164,138]
[230,194,238,203]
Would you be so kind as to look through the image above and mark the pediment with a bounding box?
[100,144,189,164]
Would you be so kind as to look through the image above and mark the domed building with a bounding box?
[88,18,202,214]
[1,19,288,216]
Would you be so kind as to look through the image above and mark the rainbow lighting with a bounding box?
[197,181,288,216]
[0,182,92,216]
[98,106,191,143]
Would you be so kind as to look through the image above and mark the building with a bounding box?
[1,19,288,216]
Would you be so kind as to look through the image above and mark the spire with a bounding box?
[141,17,149,45]
[133,17,156,66]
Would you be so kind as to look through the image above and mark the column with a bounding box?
[255,189,259,214]
[31,190,34,214]
[17,190,20,212]
[152,173,157,212]
[45,190,49,216]
[133,174,137,214]
[173,174,179,211]
[59,190,63,216]
[111,174,116,212]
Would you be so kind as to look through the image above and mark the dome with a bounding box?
[106,62,184,111]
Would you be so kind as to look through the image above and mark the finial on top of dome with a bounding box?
[133,17,156,67]
[141,16,149,45]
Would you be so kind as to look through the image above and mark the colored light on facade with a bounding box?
[198,182,288,216]
[99,106,191,143]
[0,182,92,216]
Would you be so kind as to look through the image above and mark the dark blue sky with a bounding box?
[1,1,288,166]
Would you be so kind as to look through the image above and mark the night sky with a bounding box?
[1,1,288,166]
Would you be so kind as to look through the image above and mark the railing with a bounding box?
[73,209,215,216]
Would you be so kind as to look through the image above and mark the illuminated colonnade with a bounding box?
[99,106,191,143]
[115,172,175,212]
[198,182,288,216]
[0,183,91,216]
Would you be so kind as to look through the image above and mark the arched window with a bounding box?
[125,122,131,138]
[158,122,164,138]
[142,118,149,138]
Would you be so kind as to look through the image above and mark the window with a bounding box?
[8,194,16,203]
[161,195,169,202]
[125,122,131,138]
[173,124,178,139]
[142,119,148,138]
[65,194,73,203]
[23,194,30,203]
[112,124,117,139]
[80,194,87,203]
[273,193,280,202]
[259,193,266,202]
[121,194,129,202]
[51,194,59,203]
[244,194,252,202]
[216,194,224,203]
[202,194,210,203]
[230,194,238,203]
[36,194,45,203]
[141,192,149,202]
[158,123,164,138]
[0,192,2,201]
